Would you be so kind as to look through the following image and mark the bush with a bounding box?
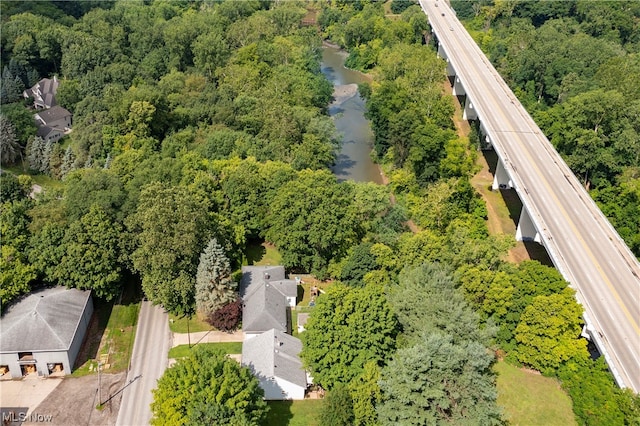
[207,298,242,332]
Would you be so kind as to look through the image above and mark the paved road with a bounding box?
[117,302,171,426]
[419,0,640,392]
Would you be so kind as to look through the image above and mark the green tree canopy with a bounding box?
[378,333,503,425]
[514,288,588,373]
[300,283,398,389]
[54,205,123,300]
[264,170,358,277]
[151,346,267,426]
[127,182,215,315]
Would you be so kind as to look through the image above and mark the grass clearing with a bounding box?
[494,360,577,426]
[1,163,65,190]
[168,342,242,359]
[245,240,282,266]
[264,400,323,426]
[168,313,212,333]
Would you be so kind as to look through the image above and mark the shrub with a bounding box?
[207,298,242,332]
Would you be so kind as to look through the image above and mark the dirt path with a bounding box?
[444,81,531,263]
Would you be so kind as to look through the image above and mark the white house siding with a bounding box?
[259,377,306,400]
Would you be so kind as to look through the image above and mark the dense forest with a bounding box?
[1,0,639,425]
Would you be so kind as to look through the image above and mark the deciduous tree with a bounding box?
[514,288,588,373]
[151,346,267,426]
[300,283,398,389]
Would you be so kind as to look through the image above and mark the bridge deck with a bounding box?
[419,0,640,391]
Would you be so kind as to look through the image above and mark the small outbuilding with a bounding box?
[0,287,93,378]
[242,329,308,400]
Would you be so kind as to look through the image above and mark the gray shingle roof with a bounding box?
[240,265,286,296]
[242,329,307,388]
[0,287,91,353]
[35,105,71,125]
[269,280,297,299]
[243,283,287,334]
[36,125,62,139]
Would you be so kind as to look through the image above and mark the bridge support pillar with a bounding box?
[437,43,447,60]
[516,206,542,243]
[452,77,465,96]
[492,158,513,190]
[463,96,477,120]
[479,122,492,149]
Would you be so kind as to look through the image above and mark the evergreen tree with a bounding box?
[27,136,51,174]
[195,238,237,317]
[41,139,52,174]
[27,136,44,171]
[0,115,23,165]
[0,67,23,104]
[103,152,112,169]
[60,146,75,177]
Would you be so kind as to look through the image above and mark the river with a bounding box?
[321,45,383,184]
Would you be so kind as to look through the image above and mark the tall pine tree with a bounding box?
[195,238,237,317]
[0,115,23,165]
[60,146,75,177]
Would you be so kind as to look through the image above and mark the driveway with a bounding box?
[0,375,62,419]
[116,301,170,426]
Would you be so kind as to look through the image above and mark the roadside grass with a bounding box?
[72,287,141,377]
[494,360,577,426]
[264,400,323,426]
[168,313,211,333]
[168,342,242,359]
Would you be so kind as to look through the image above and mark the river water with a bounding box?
[322,45,383,184]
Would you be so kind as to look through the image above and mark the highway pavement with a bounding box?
[419,0,640,392]
[116,301,171,426]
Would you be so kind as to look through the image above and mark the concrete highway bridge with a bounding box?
[418,0,640,392]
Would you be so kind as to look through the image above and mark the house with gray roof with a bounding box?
[243,281,289,336]
[33,105,73,144]
[241,265,297,308]
[23,76,59,109]
[241,266,298,338]
[0,287,93,378]
[241,329,308,400]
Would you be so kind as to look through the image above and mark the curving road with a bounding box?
[419,0,640,392]
[116,301,171,426]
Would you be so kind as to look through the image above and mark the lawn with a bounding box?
[264,400,323,426]
[168,313,212,333]
[244,240,282,266]
[494,360,577,426]
[2,163,64,190]
[168,342,243,359]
